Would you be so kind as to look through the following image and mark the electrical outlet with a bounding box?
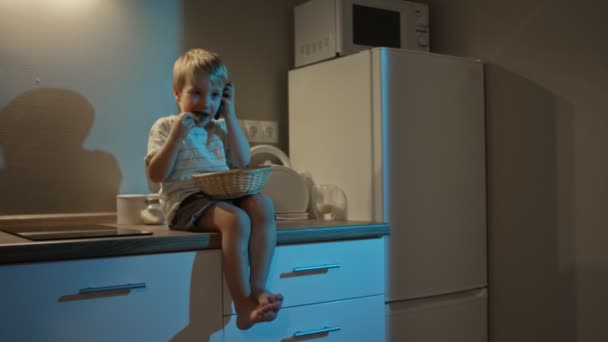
[241,120,258,141]
[259,120,278,143]
[239,119,278,143]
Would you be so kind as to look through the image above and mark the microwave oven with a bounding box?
[294,0,429,67]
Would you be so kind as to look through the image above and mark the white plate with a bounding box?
[276,213,309,220]
[276,212,309,218]
[250,145,291,167]
[262,165,309,214]
[276,216,310,221]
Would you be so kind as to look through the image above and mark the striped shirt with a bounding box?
[146,115,230,223]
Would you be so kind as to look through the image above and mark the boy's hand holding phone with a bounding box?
[215,83,234,120]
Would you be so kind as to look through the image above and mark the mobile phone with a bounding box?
[215,85,230,120]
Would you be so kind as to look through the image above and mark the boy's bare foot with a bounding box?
[235,291,284,329]
[235,298,276,330]
[255,290,284,314]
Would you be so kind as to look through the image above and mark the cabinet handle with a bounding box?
[79,282,147,294]
[292,263,341,273]
[293,326,341,337]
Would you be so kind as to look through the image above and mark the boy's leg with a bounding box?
[196,202,272,329]
[237,194,283,308]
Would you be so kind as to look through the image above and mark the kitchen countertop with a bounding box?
[0,215,389,265]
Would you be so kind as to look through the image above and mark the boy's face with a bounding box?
[174,74,224,125]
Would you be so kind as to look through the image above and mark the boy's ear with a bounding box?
[172,84,180,100]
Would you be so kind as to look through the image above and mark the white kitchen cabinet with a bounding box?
[223,238,386,341]
[0,250,223,342]
[224,295,385,342]
[223,237,385,314]
[0,232,388,341]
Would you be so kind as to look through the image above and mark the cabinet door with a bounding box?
[0,250,223,342]
[387,288,487,342]
[224,295,385,342]
[223,238,385,314]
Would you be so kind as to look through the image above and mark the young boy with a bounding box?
[145,48,282,330]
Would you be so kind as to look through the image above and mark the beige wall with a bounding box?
[426,0,608,341]
[0,0,303,214]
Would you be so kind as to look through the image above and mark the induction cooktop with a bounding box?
[0,224,153,241]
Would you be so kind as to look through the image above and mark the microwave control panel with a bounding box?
[295,0,429,67]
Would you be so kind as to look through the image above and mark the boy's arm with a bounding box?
[146,114,193,182]
[221,84,250,168]
[223,113,250,168]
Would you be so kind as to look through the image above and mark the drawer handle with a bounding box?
[79,282,147,294]
[292,264,341,273]
[293,326,341,338]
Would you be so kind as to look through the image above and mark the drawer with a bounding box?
[387,288,487,342]
[0,250,223,342]
[224,295,386,342]
[224,238,385,314]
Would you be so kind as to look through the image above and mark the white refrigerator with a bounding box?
[288,47,487,342]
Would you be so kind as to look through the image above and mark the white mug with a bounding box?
[116,194,162,225]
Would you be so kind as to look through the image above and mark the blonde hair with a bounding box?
[173,48,228,91]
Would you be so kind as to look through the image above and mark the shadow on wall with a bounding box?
[0,88,122,215]
[485,64,576,342]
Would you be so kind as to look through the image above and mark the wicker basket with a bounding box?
[191,166,272,199]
